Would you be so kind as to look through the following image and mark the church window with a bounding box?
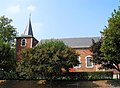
[21,38,26,47]
[85,55,93,68]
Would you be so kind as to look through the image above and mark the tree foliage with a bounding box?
[91,8,120,72]
[0,16,17,78]
[0,15,16,47]
[91,39,103,64]
[0,42,16,72]
[100,8,120,72]
[17,40,79,79]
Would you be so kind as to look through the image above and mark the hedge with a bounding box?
[55,71,113,80]
[0,70,113,80]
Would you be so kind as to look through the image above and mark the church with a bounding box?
[16,17,119,78]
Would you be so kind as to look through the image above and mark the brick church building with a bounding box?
[16,17,119,78]
[16,18,39,60]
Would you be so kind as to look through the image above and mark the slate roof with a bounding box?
[40,37,100,48]
[24,18,33,36]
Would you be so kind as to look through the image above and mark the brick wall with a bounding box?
[74,48,98,72]
[16,37,32,60]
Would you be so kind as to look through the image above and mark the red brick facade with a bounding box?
[75,48,95,72]
[16,36,38,61]
[16,36,101,72]
[68,48,102,72]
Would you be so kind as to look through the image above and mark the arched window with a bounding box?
[74,56,81,68]
[85,55,93,68]
[21,38,26,47]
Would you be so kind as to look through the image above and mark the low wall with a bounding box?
[0,80,120,88]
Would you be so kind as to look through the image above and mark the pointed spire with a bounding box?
[24,13,33,36]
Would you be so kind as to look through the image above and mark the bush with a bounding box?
[57,71,113,80]
[0,70,18,80]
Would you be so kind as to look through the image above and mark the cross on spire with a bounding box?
[29,13,31,19]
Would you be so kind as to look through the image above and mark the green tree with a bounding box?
[100,8,120,72]
[91,8,120,73]
[0,16,17,79]
[90,39,110,70]
[0,42,16,71]
[90,39,103,65]
[17,40,79,79]
[0,15,16,47]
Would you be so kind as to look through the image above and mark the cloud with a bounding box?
[27,5,36,12]
[6,5,20,14]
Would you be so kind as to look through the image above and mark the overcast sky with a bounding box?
[0,0,119,40]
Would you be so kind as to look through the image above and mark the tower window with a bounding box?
[21,38,26,47]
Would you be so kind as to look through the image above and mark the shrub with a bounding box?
[58,71,113,80]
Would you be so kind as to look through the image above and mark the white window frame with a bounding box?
[74,56,81,68]
[30,38,33,48]
[21,38,26,47]
[85,55,93,68]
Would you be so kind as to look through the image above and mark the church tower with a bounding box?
[16,16,39,60]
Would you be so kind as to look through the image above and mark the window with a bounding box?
[21,38,26,47]
[74,56,81,68]
[85,56,93,68]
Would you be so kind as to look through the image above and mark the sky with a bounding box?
[0,0,120,40]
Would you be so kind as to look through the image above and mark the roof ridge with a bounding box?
[58,36,100,40]
[41,36,100,40]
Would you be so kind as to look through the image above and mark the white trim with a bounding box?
[30,38,33,48]
[21,38,26,47]
[85,55,93,68]
[95,65,98,71]
[74,56,81,68]
[71,46,90,48]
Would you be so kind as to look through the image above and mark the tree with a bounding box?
[90,39,110,70]
[0,16,16,47]
[91,8,120,73]
[17,40,79,79]
[91,39,103,65]
[0,42,16,71]
[101,8,120,72]
[0,15,17,79]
